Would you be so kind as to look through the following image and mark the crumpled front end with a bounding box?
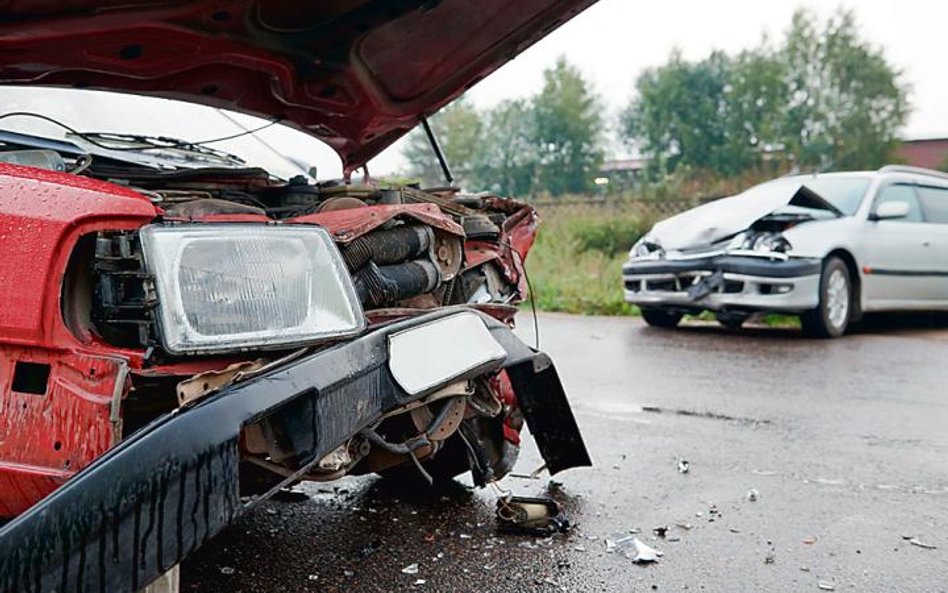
[0,162,588,593]
[0,309,587,593]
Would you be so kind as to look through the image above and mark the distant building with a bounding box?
[895,138,948,170]
[596,158,645,190]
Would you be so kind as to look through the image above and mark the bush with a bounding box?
[524,205,648,315]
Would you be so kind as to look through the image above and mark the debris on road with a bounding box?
[746,488,760,502]
[653,526,669,538]
[495,495,570,536]
[401,563,420,575]
[605,534,663,564]
[631,538,663,564]
[219,567,235,576]
[904,536,937,550]
[677,458,691,474]
[817,580,835,591]
[802,536,818,545]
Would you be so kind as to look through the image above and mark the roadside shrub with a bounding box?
[524,205,647,315]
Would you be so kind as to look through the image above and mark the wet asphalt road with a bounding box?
[183,314,948,592]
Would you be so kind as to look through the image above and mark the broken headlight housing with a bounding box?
[630,236,664,260]
[740,232,792,254]
[140,224,364,355]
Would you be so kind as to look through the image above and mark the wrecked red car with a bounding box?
[0,1,594,592]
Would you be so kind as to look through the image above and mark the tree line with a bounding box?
[402,9,909,197]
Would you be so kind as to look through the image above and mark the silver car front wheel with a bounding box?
[801,256,852,338]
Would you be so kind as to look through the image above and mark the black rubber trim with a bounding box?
[623,256,822,279]
[0,307,589,593]
[868,268,948,277]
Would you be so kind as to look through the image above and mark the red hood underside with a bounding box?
[0,0,598,171]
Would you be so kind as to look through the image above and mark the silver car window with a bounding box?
[874,183,924,222]
[916,185,948,224]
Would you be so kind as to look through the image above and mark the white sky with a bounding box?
[2,0,944,179]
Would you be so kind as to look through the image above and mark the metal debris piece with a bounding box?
[413,579,427,586]
[677,458,690,474]
[402,563,420,575]
[653,526,669,538]
[307,574,319,582]
[496,495,570,536]
[220,567,235,575]
[802,536,818,545]
[908,537,937,550]
[631,538,663,564]
[817,580,835,591]
[746,489,760,502]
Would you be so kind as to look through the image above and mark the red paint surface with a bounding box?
[0,0,597,170]
[0,164,154,518]
[0,164,156,348]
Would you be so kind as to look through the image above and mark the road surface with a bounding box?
[183,314,948,592]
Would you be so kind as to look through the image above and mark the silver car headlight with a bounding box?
[742,232,792,253]
[630,236,664,260]
[140,224,365,355]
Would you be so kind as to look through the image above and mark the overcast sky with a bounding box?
[366,0,948,176]
[3,0,945,180]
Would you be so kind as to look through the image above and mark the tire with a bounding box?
[641,308,684,328]
[801,256,852,338]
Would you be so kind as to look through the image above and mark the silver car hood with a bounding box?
[647,183,842,251]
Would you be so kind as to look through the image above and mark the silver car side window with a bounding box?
[874,183,924,222]
[916,185,948,224]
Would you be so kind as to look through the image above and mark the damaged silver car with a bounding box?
[623,166,948,337]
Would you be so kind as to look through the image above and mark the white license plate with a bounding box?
[388,313,507,395]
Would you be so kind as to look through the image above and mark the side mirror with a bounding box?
[871,201,911,221]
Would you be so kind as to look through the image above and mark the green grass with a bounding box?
[525,205,648,316]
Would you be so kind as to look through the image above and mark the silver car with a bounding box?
[622,166,948,337]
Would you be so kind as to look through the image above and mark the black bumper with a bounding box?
[0,308,589,593]
[622,255,822,278]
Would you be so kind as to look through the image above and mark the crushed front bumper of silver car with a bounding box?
[622,255,822,313]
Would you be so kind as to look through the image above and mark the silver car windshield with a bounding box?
[748,176,872,216]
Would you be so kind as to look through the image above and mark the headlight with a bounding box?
[630,236,664,260]
[743,232,791,253]
[140,224,364,354]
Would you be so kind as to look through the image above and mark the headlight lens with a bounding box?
[743,232,791,253]
[141,224,364,354]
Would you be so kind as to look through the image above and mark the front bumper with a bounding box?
[0,308,589,593]
[622,255,822,313]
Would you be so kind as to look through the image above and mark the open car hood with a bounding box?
[0,0,597,171]
[648,183,844,251]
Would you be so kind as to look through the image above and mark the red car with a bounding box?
[0,2,593,592]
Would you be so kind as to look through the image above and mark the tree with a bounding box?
[532,57,604,195]
[473,99,538,196]
[621,9,909,176]
[781,9,908,170]
[402,98,483,187]
[621,50,746,176]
